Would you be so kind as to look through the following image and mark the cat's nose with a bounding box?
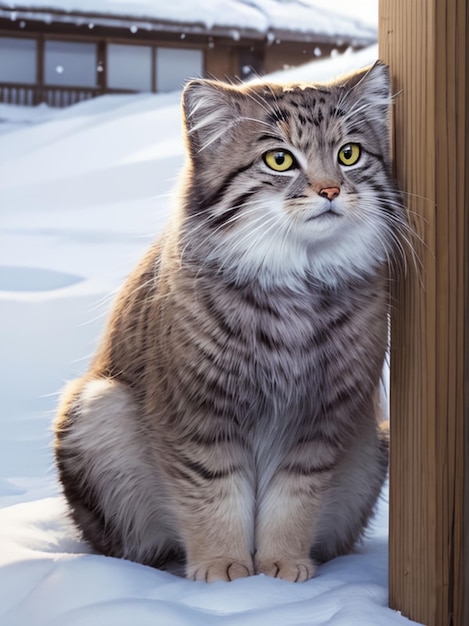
[318,186,341,201]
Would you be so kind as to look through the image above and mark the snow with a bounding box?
[306,0,378,28]
[254,43,379,83]
[0,45,421,626]
[1,0,376,39]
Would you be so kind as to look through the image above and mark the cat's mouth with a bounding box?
[306,206,343,221]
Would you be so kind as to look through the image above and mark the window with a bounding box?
[0,37,36,83]
[156,48,203,92]
[238,47,264,79]
[45,40,97,87]
[107,44,152,92]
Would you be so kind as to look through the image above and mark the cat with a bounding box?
[54,61,406,583]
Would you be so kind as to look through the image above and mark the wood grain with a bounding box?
[378,1,468,624]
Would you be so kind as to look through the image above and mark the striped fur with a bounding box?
[54,62,405,582]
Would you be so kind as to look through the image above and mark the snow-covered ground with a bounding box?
[0,45,421,625]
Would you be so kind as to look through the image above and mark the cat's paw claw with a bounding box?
[255,558,315,582]
[188,558,253,582]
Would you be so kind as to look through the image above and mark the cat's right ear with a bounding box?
[182,80,242,157]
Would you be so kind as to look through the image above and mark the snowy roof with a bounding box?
[0,1,377,43]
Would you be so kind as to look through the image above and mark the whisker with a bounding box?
[357,200,424,286]
[215,212,283,267]
[181,197,270,246]
[400,189,435,206]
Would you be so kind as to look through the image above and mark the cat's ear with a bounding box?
[182,79,242,156]
[338,61,392,121]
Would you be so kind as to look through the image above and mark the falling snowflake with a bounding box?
[55,65,64,74]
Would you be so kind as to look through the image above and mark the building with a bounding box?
[0,0,376,107]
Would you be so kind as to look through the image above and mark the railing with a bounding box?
[0,83,136,107]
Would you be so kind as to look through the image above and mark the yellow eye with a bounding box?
[263,150,295,172]
[338,143,361,166]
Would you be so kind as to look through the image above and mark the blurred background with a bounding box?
[0,0,377,107]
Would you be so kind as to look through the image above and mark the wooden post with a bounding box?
[378,1,468,625]
[36,34,44,105]
[97,40,107,94]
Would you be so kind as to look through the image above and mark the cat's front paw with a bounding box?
[187,557,254,582]
[255,558,315,582]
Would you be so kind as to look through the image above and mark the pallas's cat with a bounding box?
[54,62,405,582]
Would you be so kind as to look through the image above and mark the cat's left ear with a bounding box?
[338,61,392,120]
[182,79,243,157]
